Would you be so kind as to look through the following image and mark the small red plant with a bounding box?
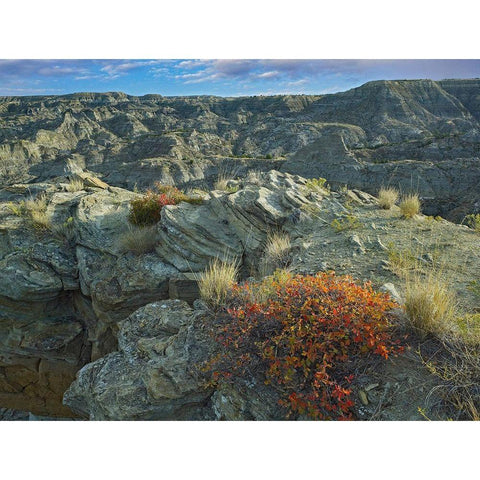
[211,272,403,420]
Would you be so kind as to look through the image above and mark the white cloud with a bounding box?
[257,70,280,78]
[99,60,165,78]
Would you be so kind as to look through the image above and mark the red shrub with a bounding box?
[211,272,403,420]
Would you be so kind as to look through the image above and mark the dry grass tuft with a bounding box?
[117,225,157,255]
[260,232,291,276]
[386,243,419,277]
[405,272,457,338]
[22,195,52,231]
[423,329,480,420]
[30,209,52,230]
[198,257,239,310]
[66,178,84,192]
[399,194,421,218]
[214,175,230,191]
[377,187,399,209]
[213,176,239,193]
[52,217,76,243]
[24,195,48,214]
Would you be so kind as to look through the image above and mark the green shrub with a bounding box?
[464,214,480,232]
[331,214,361,232]
[154,183,203,205]
[128,191,170,226]
[305,177,328,192]
[128,184,202,226]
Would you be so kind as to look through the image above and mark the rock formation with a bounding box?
[1,80,480,420]
[0,169,322,416]
[1,79,480,221]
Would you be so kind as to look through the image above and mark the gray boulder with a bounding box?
[64,300,215,420]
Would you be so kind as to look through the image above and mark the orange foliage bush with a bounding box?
[211,272,403,420]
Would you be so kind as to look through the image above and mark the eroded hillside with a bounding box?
[1,80,480,420]
[1,79,480,221]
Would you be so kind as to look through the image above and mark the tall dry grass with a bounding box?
[66,178,84,192]
[214,175,230,191]
[198,257,239,310]
[377,187,399,209]
[24,195,51,230]
[405,272,457,338]
[117,225,157,254]
[260,232,292,276]
[399,194,421,218]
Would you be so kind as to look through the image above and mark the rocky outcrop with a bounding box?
[64,298,288,421]
[2,80,480,220]
[156,170,312,272]
[0,198,87,416]
[0,178,185,415]
[1,163,479,419]
[0,169,324,416]
[281,135,480,218]
[64,300,215,420]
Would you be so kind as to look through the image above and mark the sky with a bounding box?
[1,59,480,97]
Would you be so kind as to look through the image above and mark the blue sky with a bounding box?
[1,59,480,97]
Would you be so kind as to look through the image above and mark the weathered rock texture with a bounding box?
[0,169,322,416]
[1,165,479,419]
[1,79,480,221]
[1,80,480,419]
[156,170,312,273]
[64,300,215,420]
[62,176,480,421]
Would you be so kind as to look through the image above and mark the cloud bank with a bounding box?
[1,59,479,96]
